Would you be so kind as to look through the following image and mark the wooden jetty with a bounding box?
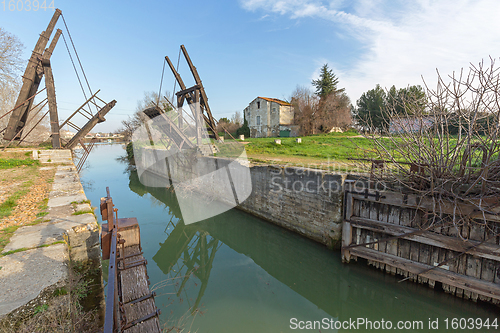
[100,188,161,333]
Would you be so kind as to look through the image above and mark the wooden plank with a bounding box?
[409,241,420,282]
[387,205,400,226]
[385,205,399,275]
[441,249,455,295]
[120,265,150,303]
[369,202,379,221]
[360,200,370,219]
[341,221,353,262]
[345,193,354,220]
[378,204,389,223]
[349,217,500,261]
[418,244,431,284]
[398,239,411,277]
[124,317,161,333]
[398,208,411,275]
[353,198,360,217]
[351,192,500,223]
[428,246,439,288]
[123,298,157,323]
[349,247,500,301]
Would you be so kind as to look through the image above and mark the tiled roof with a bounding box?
[257,97,291,106]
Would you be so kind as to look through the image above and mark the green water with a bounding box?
[80,144,498,332]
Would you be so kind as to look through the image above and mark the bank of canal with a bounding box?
[79,144,498,332]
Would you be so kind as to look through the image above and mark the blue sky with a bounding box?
[2,0,500,132]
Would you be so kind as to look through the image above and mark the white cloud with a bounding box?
[240,0,500,102]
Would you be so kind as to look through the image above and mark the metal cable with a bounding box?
[61,33,88,103]
[157,58,166,107]
[61,14,95,115]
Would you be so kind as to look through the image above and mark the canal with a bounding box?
[80,144,498,332]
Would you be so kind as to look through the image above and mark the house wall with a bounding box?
[245,98,292,138]
[279,105,294,126]
[245,98,280,138]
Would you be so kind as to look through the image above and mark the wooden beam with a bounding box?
[180,45,219,140]
[350,246,500,301]
[64,100,116,149]
[349,216,500,261]
[350,191,500,222]
[175,85,200,97]
[165,55,187,91]
[42,29,62,149]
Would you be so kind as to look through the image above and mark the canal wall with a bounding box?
[237,165,344,248]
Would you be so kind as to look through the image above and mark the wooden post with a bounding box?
[42,29,62,149]
[177,95,183,129]
[43,63,60,148]
[194,89,202,145]
[342,191,354,262]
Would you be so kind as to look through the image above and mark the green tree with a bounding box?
[236,118,250,137]
[311,64,345,98]
[355,84,387,133]
[387,85,426,115]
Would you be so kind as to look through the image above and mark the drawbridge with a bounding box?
[141,45,240,157]
[1,9,116,160]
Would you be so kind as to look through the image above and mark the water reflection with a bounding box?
[128,169,498,331]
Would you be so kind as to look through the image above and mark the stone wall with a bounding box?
[238,164,345,248]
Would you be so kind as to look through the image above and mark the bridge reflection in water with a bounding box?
[128,170,496,332]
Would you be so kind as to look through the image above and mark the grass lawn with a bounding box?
[241,131,381,164]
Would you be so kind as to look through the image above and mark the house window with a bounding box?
[257,101,260,109]
[272,107,276,113]
[257,116,261,125]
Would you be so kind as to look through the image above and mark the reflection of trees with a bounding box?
[153,219,221,314]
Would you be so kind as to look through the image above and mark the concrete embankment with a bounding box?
[0,149,103,325]
[237,164,345,248]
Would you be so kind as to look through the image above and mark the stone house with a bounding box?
[243,97,298,138]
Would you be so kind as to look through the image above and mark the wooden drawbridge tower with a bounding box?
[2,9,116,151]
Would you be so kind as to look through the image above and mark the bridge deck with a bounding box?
[119,245,161,333]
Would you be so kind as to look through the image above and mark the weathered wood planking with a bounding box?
[119,245,162,332]
[349,247,500,301]
[343,190,500,305]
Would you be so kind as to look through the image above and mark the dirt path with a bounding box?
[0,150,56,230]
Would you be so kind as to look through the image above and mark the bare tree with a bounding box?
[291,86,319,136]
[118,91,171,141]
[292,85,352,136]
[0,27,24,87]
[358,57,500,241]
[231,111,242,126]
[318,92,352,131]
[216,116,240,135]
